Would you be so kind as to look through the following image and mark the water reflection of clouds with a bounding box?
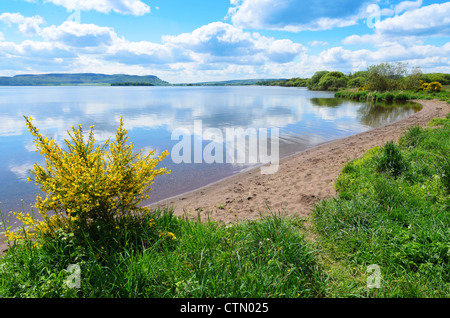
[0,116,24,136]
[8,161,34,181]
[1,87,311,140]
[0,86,420,216]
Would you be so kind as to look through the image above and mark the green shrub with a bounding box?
[376,141,409,178]
[318,72,349,90]
[394,93,409,102]
[433,147,450,193]
[384,92,394,103]
[348,77,367,88]
[399,126,425,148]
[367,62,408,91]
[307,71,329,90]
[418,81,443,93]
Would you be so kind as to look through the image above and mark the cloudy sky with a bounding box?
[0,0,449,83]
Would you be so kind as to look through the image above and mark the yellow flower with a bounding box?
[21,116,170,240]
[159,231,177,240]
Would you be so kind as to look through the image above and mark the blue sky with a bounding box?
[0,0,449,83]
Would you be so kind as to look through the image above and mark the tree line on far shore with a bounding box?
[257,62,450,92]
[111,82,155,86]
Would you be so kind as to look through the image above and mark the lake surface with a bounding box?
[0,86,421,221]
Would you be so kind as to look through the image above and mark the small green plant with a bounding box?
[399,126,424,148]
[376,141,409,178]
[433,147,450,193]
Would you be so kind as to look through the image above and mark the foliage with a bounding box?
[313,119,450,297]
[307,71,330,90]
[348,77,367,88]
[402,67,423,90]
[111,82,155,86]
[317,71,348,91]
[375,141,409,178]
[350,71,369,79]
[5,117,170,242]
[399,126,425,149]
[335,85,450,104]
[257,78,308,87]
[421,73,450,86]
[0,209,327,298]
[366,62,408,91]
[418,81,443,93]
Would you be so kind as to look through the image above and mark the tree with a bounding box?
[402,67,423,90]
[366,62,408,91]
[317,71,349,90]
[307,71,329,90]
[351,71,369,79]
[348,77,367,88]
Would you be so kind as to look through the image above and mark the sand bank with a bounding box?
[151,99,450,223]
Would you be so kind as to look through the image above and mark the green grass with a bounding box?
[313,118,450,297]
[0,209,327,298]
[335,88,450,104]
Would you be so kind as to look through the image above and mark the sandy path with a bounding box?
[1,99,449,258]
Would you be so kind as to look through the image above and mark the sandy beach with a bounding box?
[151,99,450,223]
[1,99,449,257]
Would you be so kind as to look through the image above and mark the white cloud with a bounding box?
[0,1,448,84]
[394,0,423,15]
[312,42,450,74]
[0,12,45,36]
[163,22,305,65]
[43,0,150,16]
[41,21,116,48]
[375,2,450,37]
[106,37,193,65]
[227,0,375,32]
[309,41,329,47]
[342,2,450,50]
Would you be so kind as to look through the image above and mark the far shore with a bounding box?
[1,99,449,258]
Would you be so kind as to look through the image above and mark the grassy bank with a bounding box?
[1,112,450,298]
[313,113,450,297]
[335,88,450,104]
[0,209,326,298]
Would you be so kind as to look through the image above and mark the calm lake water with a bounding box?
[0,86,421,220]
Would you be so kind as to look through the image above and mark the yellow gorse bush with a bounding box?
[6,116,170,240]
[418,81,443,93]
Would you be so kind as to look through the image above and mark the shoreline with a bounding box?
[150,99,449,223]
[1,99,449,257]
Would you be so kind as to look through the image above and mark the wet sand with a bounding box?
[1,99,449,258]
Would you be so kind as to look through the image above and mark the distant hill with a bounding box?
[0,73,170,86]
[176,79,286,86]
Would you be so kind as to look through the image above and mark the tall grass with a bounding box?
[0,209,327,298]
[313,119,450,297]
[335,88,450,104]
